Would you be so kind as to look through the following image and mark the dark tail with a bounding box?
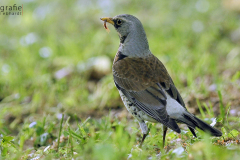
[194,116,222,136]
[182,114,222,137]
[167,118,181,134]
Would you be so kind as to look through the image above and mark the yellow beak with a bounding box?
[100,17,114,25]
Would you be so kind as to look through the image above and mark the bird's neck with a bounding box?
[118,31,151,58]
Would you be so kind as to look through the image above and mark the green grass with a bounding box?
[1,0,240,159]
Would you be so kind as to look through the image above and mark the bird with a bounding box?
[100,14,222,147]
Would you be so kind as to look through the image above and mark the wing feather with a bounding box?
[113,53,196,136]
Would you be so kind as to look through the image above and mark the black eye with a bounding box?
[116,19,122,25]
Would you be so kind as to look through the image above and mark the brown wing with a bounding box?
[113,53,185,107]
[113,53,197,136]
[113,54,181,133]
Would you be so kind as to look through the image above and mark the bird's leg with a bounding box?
[140,133,147,148]
[163,125,168,147]
[138,121,148,148]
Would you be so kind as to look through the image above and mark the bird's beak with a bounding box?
[100,17,114,25]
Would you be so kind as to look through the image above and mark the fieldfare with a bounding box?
[100,14,222,147]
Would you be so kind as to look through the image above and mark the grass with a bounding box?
[0,0,240,159]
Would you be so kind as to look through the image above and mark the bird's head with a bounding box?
[100,14,147,43]
[100,14,150,57]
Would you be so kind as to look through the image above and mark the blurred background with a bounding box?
[0,0,240,155]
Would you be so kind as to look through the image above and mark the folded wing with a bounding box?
[113,54,181,133]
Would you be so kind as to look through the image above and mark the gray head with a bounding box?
[101,14,150,57]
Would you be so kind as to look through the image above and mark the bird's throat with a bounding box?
[120,35,127,44]
[118,32,150,58]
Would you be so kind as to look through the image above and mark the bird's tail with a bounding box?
[181,113,222,137]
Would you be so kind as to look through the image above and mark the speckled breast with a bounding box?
[118,90,157,123]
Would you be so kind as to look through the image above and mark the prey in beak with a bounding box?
[100,17,114,32]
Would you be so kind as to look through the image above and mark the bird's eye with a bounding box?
[116,19,122,25]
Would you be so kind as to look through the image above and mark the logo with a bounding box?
[0,4,23,15]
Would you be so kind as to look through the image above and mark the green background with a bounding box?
[0,0,240,159]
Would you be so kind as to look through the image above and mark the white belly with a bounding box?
[165,91,186,119]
